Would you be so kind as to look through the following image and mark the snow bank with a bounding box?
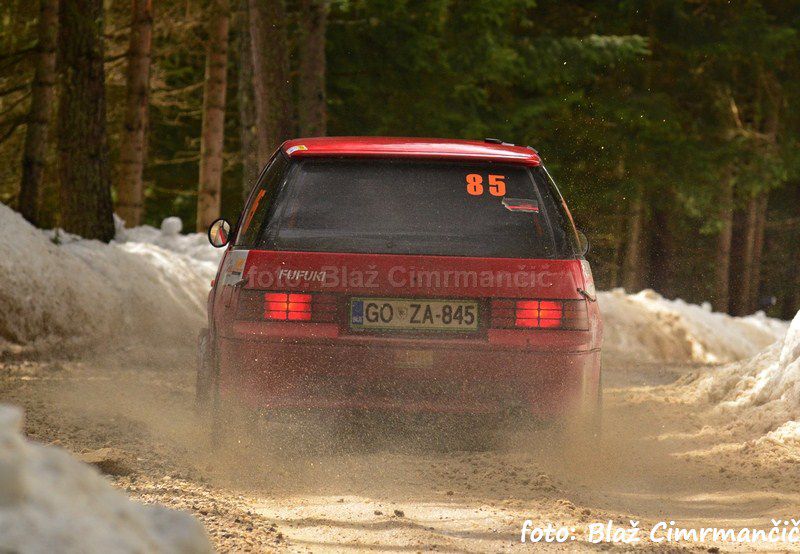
[599,288,788,364]
[116,215,223,268]
[0,203,218,354]
[691,310,800,439]
[0,404,212,553]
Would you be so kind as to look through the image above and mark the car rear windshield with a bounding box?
[236,157,578,259]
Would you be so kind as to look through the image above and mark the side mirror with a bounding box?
[208,218,232,248]
[576,230,590,257]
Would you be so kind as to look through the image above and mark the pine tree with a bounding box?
[117,0,154,228]
[18,0,57,226]
[297,0,329,137]
[197,0,230,232]
[57,0,115,241]
[237,0,258,199]
[248,0,292,161]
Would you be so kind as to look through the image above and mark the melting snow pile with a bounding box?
[691,310,800,439]
[0,404,212,553]
[117,215,222,267]
[0,203,220,354]
[599,288,787,364]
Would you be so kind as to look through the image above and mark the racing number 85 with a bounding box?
[466,174,506,197]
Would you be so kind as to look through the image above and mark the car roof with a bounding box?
[281,137,541,166]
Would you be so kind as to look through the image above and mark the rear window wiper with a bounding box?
[502,198,539,213]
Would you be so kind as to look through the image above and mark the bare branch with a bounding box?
[148,183,198,196]
[0,116,25,145]
[0,82,29,98]
[150,154,201,166]
[0,90,31,118]
[104,51,129,64]
[0,43,36,63]
[728,94,744,131]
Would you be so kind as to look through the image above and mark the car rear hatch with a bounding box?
[218,156,592,350]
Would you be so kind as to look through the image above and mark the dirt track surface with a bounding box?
[2,352,800,552]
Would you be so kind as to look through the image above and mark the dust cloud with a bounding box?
[7,341,799,551]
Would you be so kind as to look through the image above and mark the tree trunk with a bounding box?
[781,184,800,320]
[747,70,778,314]
[784,244,800,319]
[748,191,768,311]
[237,0,258,201]
[18,0,58,227]
[713,176,734,313]
[621,185,644,292]
[646,203,674,297]
[608,216,624,289]
[248,0,292,161]
[57,0,115,241]
[734,193,759,315]
[297,0,329,136]
[197,0,230,232]
[786,244,800,319]
[116,0,153,228]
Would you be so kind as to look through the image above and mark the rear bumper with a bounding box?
[218,334,601,417]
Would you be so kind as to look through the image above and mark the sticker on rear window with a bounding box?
[502,198,539,212]
[222,250,249,285]
[286,145,308,155]
[465,174,506,197]
[240,189,266,234]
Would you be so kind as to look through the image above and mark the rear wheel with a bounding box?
[569,375,603,448]
[195,329,213,415]
[495,378,603,454]
[591,376,603,439]
[210,388,223,449]
[195,329,229,449]
[211,398,260,450]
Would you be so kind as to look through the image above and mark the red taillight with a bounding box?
[263,292,312,320]
[490,298,588,330]
[237,290,338,322]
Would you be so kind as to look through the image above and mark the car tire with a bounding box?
[195,329,228,449]
[195,328,213,415]
[210,400,223,449]
[577,375,603,446]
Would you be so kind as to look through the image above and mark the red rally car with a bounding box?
[197,137,603,436]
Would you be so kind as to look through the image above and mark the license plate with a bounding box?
[349,298,479,331]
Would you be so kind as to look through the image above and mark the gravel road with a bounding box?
[2,351,799,552]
